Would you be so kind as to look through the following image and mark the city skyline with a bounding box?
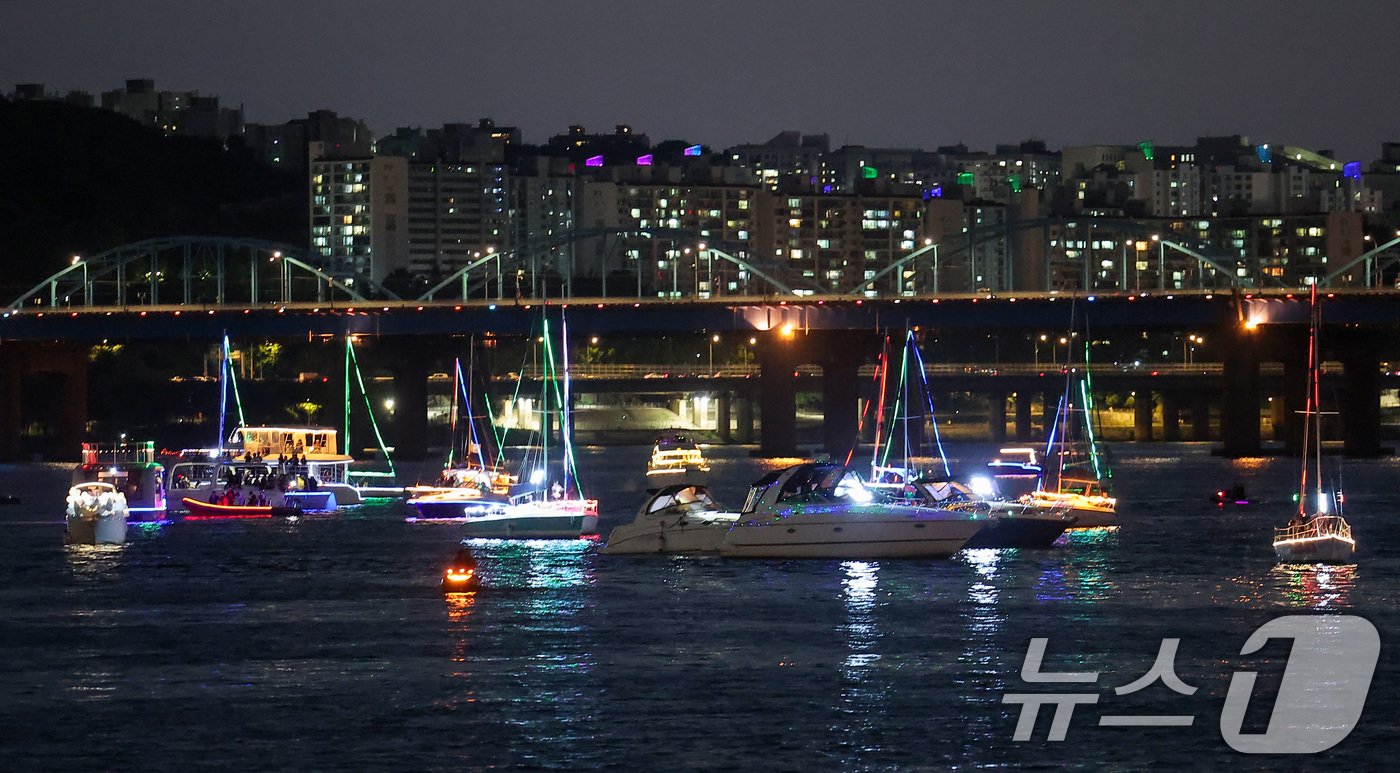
[3,0,1396,162]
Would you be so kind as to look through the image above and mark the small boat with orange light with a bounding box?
[442,547,479,592]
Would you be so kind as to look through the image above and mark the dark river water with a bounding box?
[1,443,1397,770]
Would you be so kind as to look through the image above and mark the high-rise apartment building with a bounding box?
[308,152,408,286]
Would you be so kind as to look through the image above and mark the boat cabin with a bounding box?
[740,463,875,514]
[229,426,348,461]
[72,441,166,515]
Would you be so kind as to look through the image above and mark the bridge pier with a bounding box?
[757,332,799,457]
[0,342,89,462]
[716,391,732,442]
[1220,328,1262,457]
[1014,391,1034,441]
[1041,390,1058,436]
[1338,329,1384,456]
[735,395,755,444]
[1160,391,1181,442]
[821,357,861,459]
[388,344,431,461]
[1191,393,1211,441]
[1133,391,1155,442]
[987,391,1008,443]
[1279,330,1309,455]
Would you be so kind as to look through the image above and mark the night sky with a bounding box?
[3,0,1396,161]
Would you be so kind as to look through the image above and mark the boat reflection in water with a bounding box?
[1272,563,1356,609]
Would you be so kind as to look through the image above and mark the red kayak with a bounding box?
[182,498,300,520]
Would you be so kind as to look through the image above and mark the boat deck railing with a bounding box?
[1273,514,1353,543]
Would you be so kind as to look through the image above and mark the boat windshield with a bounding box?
[775,466,874,505]
[646,486,720,514]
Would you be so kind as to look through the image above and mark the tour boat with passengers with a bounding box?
[601,483,738,554]
[1272,285,1356,564]
[65,481,129,545]
[717,463,986,559]
[71,441,167,522]
[165,426,353,515]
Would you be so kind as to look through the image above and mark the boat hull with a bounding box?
[461,512,599,539]
[1274,535,1356,564]
[65,513,127,545]
[963,513,1076,549]
[181,498,301,520]
[719,511,983,559]
[602,519,735,555]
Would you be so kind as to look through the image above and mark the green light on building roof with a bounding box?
[862,166,879,179]
[1137,141,1154,161]
[957,172,974,186]
[1008,174,1022,193]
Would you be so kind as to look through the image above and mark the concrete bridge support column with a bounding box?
[1279,331,1309,455]
[1133,392,1155,442]
[1191,393,1212,441]
[987,391,1008,443]
[1220,330,1261,457]
[757,333,799,457]
[1339,330,1384,457]
[389,346,431,461]
[0,342,89,462]
[735,396,755,445]
[716,392,732,442]
[821,358,861,459]
[1160,391,1181,442]
[1014,391,1034,441]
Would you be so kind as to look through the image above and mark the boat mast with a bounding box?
[871,335,890,479]
[560,309,575,497]
[447,357,461,468]
[1299,283,1321,516]
[217,332,229,453]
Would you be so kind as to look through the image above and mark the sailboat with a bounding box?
[863,330,1075,548]
[1272,285,1356,563]
[1025,314,1118,529]
[408,309,598,538]
[406,353,518,503]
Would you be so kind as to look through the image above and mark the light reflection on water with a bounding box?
[1271,563,1357,609]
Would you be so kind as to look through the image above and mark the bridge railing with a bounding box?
[494,362,1336,380]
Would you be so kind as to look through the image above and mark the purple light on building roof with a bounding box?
[822,184,833,193]
[923,185,943,200]
[684,145,702,156]
[636,154,653,166]
[585,155,604,167]
[1343,161,1361,180]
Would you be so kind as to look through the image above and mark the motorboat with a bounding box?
[1273,285,1356,564]
[906,475,1076,549]
[645,434,711,477]
[1211,484,1252,508]
[72,441,167,522]
[717,463,986,559]
[601,484,738,555]
[65,482,128,545]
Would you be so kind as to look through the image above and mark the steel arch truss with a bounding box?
[845,217,1256,296]
[416,226,811,301]
[7,237,387,310]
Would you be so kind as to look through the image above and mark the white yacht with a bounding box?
[646,435,711,477]
[717,463,986,559]
[65,481,129,545]
[71,441,167,522]
[602,484,738,554]
[904,475,1076,549]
